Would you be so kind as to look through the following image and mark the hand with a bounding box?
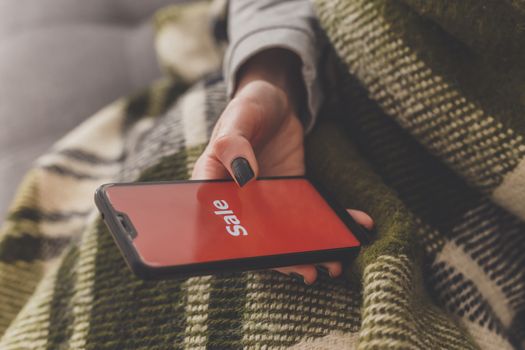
[192,49,305,183]
[191,49,373,284]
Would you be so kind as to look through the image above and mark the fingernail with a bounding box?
[289,272,308,285]
[231,157,254,187]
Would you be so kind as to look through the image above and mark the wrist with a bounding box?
[235,48,305,114]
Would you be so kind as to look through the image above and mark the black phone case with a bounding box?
[94,176,369,280]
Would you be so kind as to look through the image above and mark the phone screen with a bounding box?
[104,178,360,267]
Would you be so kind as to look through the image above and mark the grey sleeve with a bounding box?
[224,0,323,133]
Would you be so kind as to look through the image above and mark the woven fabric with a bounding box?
[1,1,524,349]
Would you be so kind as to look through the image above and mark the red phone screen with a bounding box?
[104,178,360,267]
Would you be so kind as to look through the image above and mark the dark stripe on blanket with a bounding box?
[125,80,189,129]
[57,148,124,165]
[206,273,248,349]
[8,207,90,223]
[203,77,227,140]
[203,72,224,87]
[0,233,71,263]
[86,220,188,349]
[46,246,78,349]
[335,72,480,234]
[450,201,525,315]
[427,261,512,340]
[382,0,525,137]
[137,151,190,182]
[41,164,104,180]
[509,311,525,348]
[333,72,525,337]
[125,89,150,127]
[163,80,190,112]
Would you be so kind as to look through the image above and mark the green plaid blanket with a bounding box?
[1,1,524,348]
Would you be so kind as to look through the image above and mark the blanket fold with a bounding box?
[0,1,523,349]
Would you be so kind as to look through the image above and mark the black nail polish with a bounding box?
[289,272,306,285]
[231,157,254,187]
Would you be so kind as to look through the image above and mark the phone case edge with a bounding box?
[94,177,364,280]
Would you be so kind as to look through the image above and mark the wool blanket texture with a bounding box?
[1,1,525,349]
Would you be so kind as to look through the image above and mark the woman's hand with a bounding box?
[191,49,373,284]
[192,49,306,183]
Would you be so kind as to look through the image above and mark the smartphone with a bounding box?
[94,176,368,280]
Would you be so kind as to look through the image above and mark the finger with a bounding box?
[347,209,374,230]
[191,98,262,183]
[203,85,289,186]
[316,261,343,278]
[211,133,258,187]
[274,265,318,285]
[224,83,288,148]
[207,96,274,186]
[191,151,229,180]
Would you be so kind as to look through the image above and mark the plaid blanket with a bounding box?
[1,1,524,348]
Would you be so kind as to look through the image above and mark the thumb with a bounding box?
[347,209,375,244]
[346,209,374,230]
[210,133,258,187]
[192,98,263,186]
[192,82,288,186]
[190,133,258,186]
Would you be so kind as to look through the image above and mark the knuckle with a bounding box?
[211,134,235,156]
[230,95,265,117]
[191,151,208,169]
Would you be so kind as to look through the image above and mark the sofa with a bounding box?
[0,0,178,219]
